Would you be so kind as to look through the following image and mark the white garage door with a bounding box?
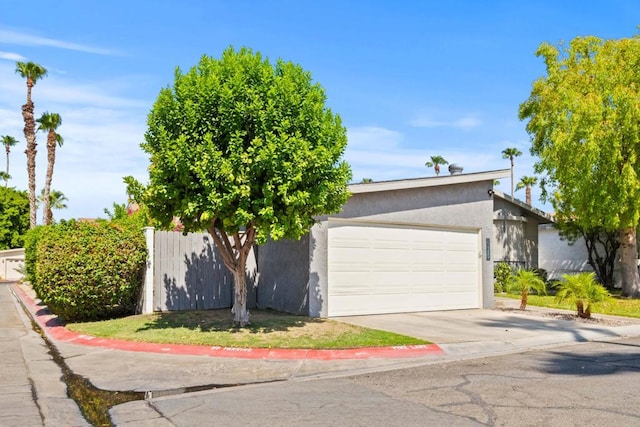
[328,220,481,317]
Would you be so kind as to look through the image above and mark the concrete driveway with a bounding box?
[334,299,640,357]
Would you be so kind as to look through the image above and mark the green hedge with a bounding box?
[27,220,147,322]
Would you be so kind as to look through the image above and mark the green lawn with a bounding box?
[66,309,430,349]
[501,293,640,318]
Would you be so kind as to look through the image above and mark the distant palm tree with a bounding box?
[38,189,68,224]
[16,61,47,229]
[425,155,448,176]
[0,135,18,187]
[360,178,373,183]
[0,171,10,186]
[501,147,522,199]
[36,112,63,225]
[515,176,538,205]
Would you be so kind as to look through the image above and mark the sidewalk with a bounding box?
[8,282,640,425]
[0,282,88,427]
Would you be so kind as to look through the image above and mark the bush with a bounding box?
[506,269,547,310]
[494,262,513,293]
[555,272,610,318]
[24,225,46,289]
[33,220,147,322]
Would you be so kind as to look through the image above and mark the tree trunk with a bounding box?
[22,98,37,229]
[510,160,514,199]
[434,164,440,176]
[525,186,531,205]
[42,130,56,225]
[520,288,527,310]
[576,300,584,318]
[620,227,640,298]
[208,222,256,326]
[5,147,9,188]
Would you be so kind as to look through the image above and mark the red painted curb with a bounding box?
[11,284,444,360]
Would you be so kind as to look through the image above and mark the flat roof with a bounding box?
[349,169,511,194]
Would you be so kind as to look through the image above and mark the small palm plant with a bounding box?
[507,269,546,310]
[555,273,609,319]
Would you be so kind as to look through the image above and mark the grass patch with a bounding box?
[66,309,430,349]
[500,293,640,318]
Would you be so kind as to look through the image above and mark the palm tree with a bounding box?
[360,178,373,183]
[16,61,47,229]
[515,176,538,205]
[425,155,448,176]
[38,188,68,224]
[36,112,63,226]
[0,135,18,187]
[0,171,10,186]
[555,273,609,319]
[507,269,547,310]
[501,147,522,199]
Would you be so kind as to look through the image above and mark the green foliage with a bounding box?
[0,187,29,249]
[32,220,147,322]
[493,262,514,293]
[24,225,45,286]
[134,46,351,243]
[555,272,610,318]
[519,35,640,296]
[506,269,547,310]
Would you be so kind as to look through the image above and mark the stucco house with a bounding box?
[492,190,554,270]
[144,168,560,318]
[256,169,510,317]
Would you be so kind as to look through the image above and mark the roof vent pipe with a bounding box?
[448,164,463,175]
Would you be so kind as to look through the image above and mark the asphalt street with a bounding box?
[116,337,640,426]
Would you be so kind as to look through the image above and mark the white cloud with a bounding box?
[410,113,483,129]
[347,126,403,149]
[0,28,118,56]
[0,51,26,61]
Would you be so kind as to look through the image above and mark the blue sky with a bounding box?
[1,1,639,220]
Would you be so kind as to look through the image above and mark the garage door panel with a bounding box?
[328,221,480,316]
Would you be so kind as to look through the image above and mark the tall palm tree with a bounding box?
[38,188,68,224]
[501,147,522,199]
[0,135,18,188]
[16,61,47,229]
[425,155,448,176]
[515,176,538,205]
[36,112,63,225]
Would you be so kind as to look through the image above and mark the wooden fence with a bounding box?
[141,228,256,313]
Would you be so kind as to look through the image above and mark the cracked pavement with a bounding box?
[117,337,640,426]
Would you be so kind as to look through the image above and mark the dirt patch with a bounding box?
[497,307,636,327]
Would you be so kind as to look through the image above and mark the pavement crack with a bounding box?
[27,376,45,425]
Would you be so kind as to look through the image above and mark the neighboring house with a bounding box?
[256,169,510,317]
[537,224,623,285]
[491,190,554,270]
[0,248,25,281]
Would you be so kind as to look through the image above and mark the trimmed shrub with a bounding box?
[33,220,147,322]
[494,262,513,293]
[24,225,46,290]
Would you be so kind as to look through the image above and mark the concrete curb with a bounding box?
[11,284,444,360]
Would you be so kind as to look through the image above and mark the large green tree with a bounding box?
[36,112,63,225]
[520,35,640,297]
[131,47,351,325]
[15,61,47,229]
[1,135,18,187]
[0,187,29,249]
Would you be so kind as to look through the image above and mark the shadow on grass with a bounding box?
[134,308,327,334]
